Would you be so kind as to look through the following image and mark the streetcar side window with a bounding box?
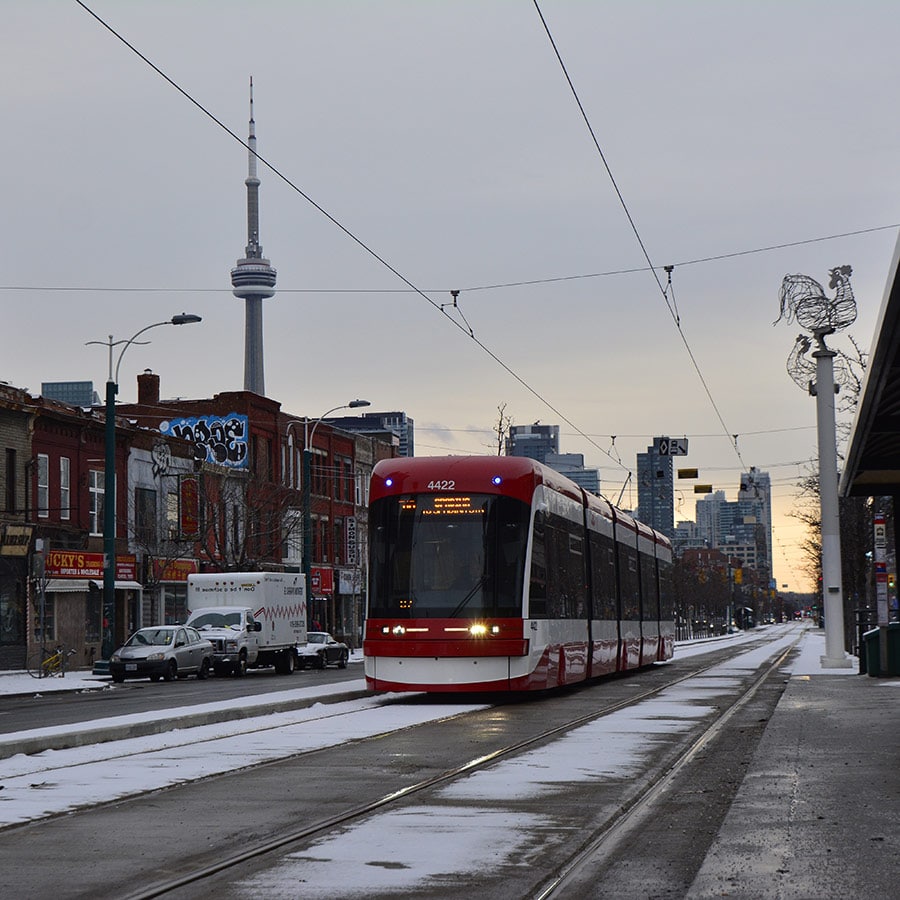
[640,552,659,622]
[528,510,547,618]
[658,556,674,621]
[617,543,640,620]
[589,532,617,620]
[528,507,586,619]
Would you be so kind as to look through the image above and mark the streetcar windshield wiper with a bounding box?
[448,576,486,618]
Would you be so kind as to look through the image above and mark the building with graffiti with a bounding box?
[0,371,400,669]
[117,371,398,644]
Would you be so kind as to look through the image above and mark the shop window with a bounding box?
[164,585,188,625]
[86,582,101,641]
[33,592,55,642]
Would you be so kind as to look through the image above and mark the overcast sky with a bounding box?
[3,2,899,592]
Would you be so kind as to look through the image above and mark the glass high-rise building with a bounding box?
[41,381,100,406]
[636,438,674,540]
[505,424,559,464]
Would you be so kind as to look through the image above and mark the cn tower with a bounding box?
[231,77,276,395]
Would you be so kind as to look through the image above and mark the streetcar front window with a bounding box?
[369,493,529,618]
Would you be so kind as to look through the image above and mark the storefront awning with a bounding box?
[44,579,93,593]
[44,579,144,593]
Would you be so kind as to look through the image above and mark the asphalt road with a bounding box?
[0,640,783,900]
[0,664,364,736]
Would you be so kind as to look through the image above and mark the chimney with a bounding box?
[137,369,160,406]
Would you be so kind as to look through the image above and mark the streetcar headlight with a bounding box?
[469,623,487,636]
[491,475,502,485]
[392,624,406,635]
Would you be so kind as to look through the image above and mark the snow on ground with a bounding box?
[0,650,367,697]
[2,622,887,890]
[240,626,824,897]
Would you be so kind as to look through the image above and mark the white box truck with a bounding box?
[185,572,307,676]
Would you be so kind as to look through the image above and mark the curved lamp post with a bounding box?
[298,399,370,627]
[87,314,202,662]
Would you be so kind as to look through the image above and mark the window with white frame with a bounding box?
[59,457,70,520]
[283,507,303,563]
[89,470,105,536]
[37,454,49,518]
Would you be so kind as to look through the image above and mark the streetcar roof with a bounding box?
[370,455,582,505]
[370,455,668,546]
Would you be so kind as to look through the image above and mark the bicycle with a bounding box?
[27,645,77,679]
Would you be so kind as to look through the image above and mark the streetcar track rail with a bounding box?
[532,635,801,899]
[120,635,798,900]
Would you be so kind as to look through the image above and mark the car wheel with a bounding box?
[197,658,210,680]
[338,650,348,669]
[284,650,295,674]
[318,652,327,669]
[233,654,247,677]
[150,674,161,683]
[163,660,178,682]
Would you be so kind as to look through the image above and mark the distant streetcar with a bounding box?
[363,456,674,692]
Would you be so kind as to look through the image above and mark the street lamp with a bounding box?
[298,399,370,627]
[88,314,202,662]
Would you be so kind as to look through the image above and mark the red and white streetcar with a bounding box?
[364,456,674,692]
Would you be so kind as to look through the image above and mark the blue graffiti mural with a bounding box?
[160,413,249,468]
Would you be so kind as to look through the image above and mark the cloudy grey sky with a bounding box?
[3,1,899,591]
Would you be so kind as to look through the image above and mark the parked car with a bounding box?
[109,625,214,683]
[297,632,349,669]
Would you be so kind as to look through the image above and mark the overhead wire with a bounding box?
[532,0,751,472]
[1,220,895,295]
[73,0,632,485]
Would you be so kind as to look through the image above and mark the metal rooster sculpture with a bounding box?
[776,265,857,391]
[775,264,856,333]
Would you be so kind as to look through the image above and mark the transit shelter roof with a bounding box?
[841,232,900,497]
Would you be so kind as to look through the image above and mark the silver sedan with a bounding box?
[109,625,214,683]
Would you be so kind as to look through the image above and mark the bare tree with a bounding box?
[492,402,512,456]
[193,468,304,572]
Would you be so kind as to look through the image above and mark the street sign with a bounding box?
[656,436,688,456]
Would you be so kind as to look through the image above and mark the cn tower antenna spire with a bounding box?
[231,76,276,395]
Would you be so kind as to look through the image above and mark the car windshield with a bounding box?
[128,629,174,647]
[190,612,243,629]
[307,633,327,644]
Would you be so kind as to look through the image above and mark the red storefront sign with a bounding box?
[45,550,137,581]
[151,558,200,582]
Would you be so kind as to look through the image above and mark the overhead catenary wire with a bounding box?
[72,0,631,486]
[532,0,751,474]
[2,222,895,295]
